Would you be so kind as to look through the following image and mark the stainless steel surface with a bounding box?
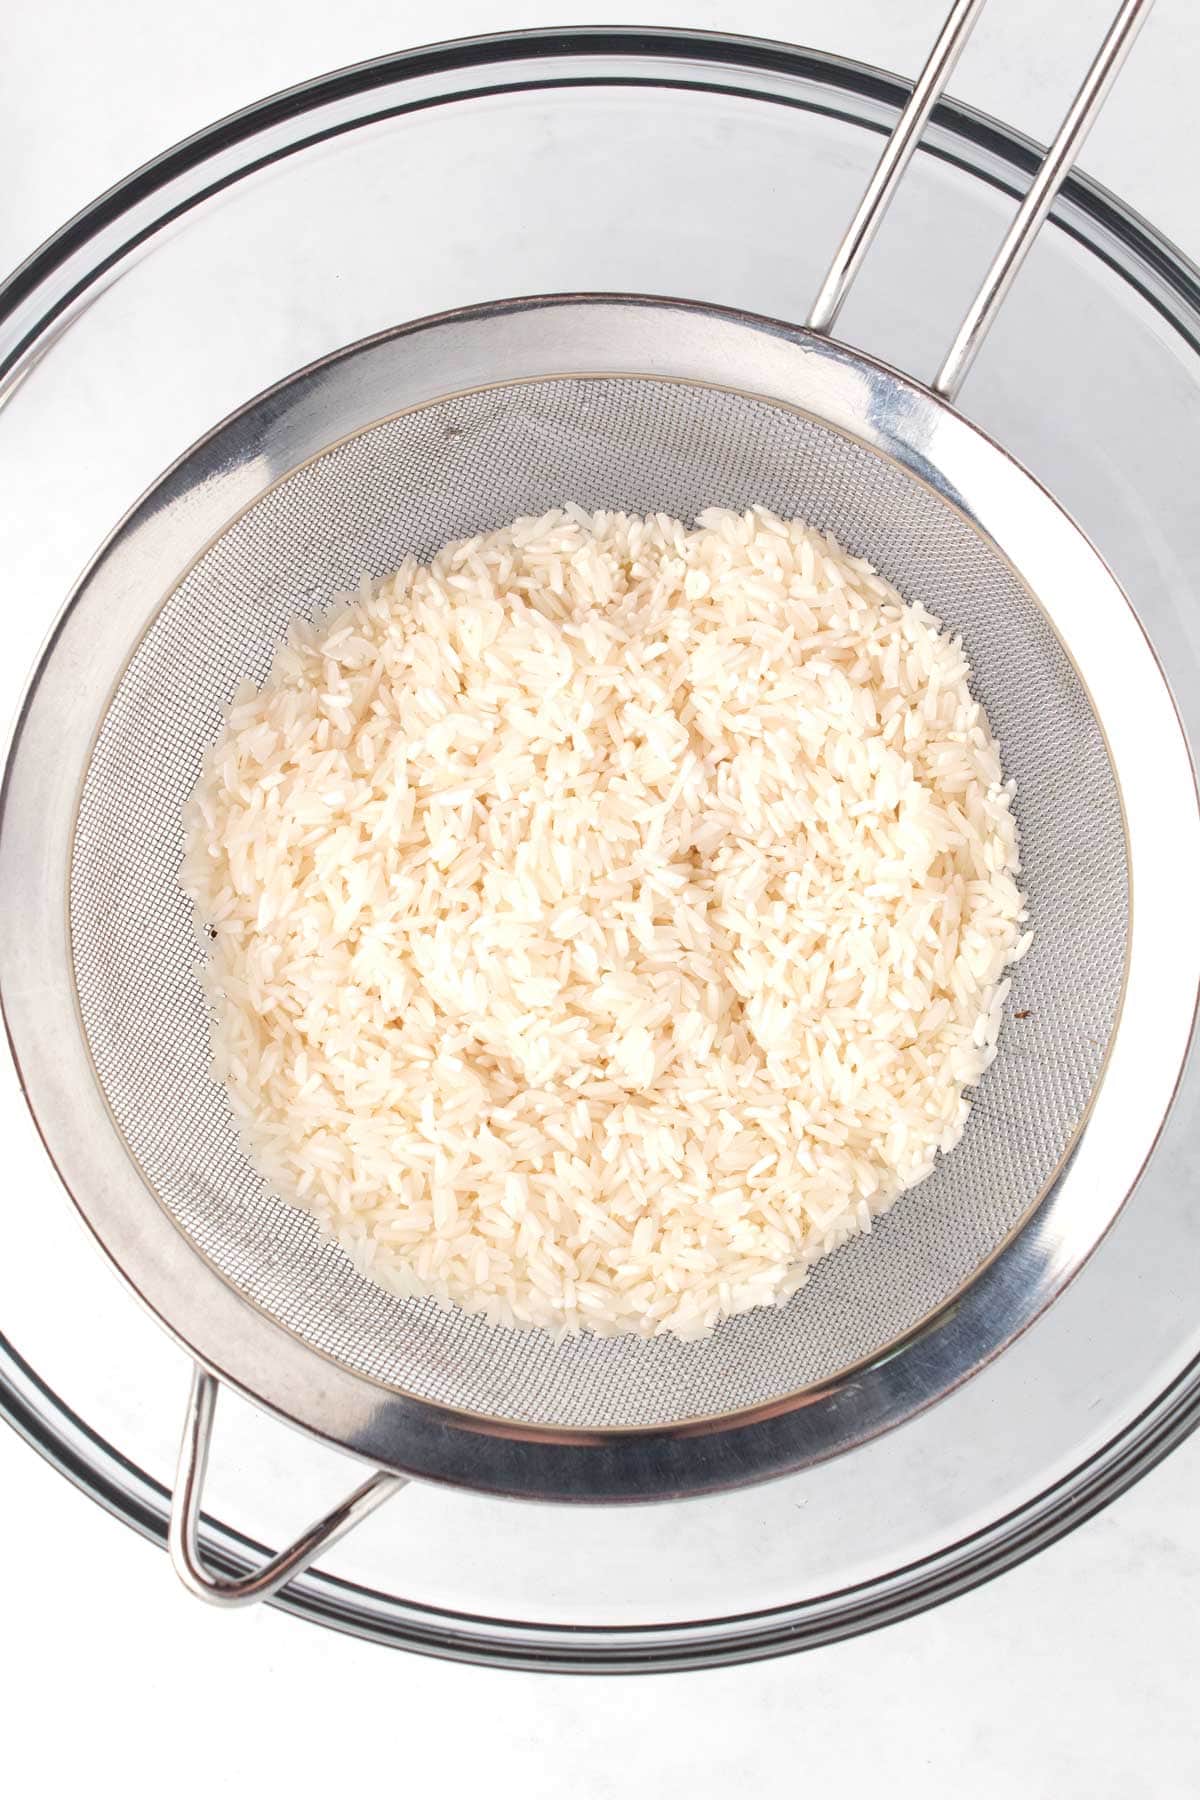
[2,30,1200,1657]
[807,0,985,336]
[169,1365,404,1605]
[935,0,1154,399]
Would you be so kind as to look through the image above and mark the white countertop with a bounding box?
[2,3,1198,1793]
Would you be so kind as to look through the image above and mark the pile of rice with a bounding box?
[180,506,1030,1340]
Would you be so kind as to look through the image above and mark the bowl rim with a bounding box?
[3,25,1199,374]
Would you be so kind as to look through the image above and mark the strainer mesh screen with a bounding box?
[70,376,1127,1430]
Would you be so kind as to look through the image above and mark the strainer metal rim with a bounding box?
[2,291,1197,1499]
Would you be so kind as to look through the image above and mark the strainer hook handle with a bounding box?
[168,1364,406,1607]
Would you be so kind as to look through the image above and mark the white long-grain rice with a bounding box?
[180,507,1030,1339]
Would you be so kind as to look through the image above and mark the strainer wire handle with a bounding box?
[934,0,1152,398]
[806,0,988,337]
[169,1364,406,1607]
[808,0,1154,398]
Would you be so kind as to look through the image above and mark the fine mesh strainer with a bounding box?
[73,375,1125,1437]
[2,0,1196,1607]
